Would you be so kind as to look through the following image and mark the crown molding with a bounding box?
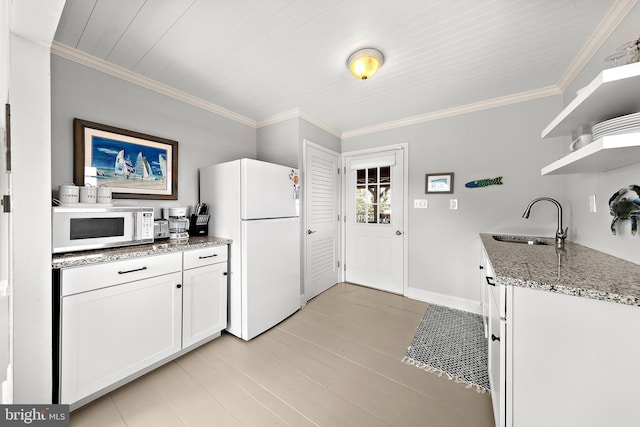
[557,0,638,91]
[255,108,301,128]
[50,41,257,128]
[298,110,342,138]
[256,108,342,138]
[341,85,561,139]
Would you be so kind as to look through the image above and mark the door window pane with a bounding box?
[367,168,377,183]
[380,166,390,183]
[354,166,392,224]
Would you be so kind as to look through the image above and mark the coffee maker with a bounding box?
[164,207,190,242]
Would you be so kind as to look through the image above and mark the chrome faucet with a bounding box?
[522,197,568,248]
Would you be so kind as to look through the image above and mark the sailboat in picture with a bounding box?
[135,152,153,180]
[159,154,167,180]
[114,150,135,178]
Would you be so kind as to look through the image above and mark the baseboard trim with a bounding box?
[405,287,481,315]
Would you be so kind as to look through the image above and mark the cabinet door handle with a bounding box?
[479,265,484,270]
[223,272,228,276]
[486,276,495,286]
[176,284,182,289]
[491,334,500,342]
[118,266,147,275]
[198,254,218,259]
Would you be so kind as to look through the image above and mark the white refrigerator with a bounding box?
[199,158,301,340]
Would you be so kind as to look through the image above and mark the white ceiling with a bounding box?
[53,0,630,137]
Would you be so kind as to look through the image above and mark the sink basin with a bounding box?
[492,235,548,245]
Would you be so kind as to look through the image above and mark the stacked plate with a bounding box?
[592,112,640,140]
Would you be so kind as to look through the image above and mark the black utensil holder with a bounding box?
[189,214,209,237]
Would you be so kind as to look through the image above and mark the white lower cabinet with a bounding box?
[60,271,182,404]
[58,245,229,408]
[182,246,228,348]
[482,245,640,427]
[510,286,640,427]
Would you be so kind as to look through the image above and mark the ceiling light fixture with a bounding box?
[347,48,384,80]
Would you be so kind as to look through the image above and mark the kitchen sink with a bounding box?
[492,235,548,245]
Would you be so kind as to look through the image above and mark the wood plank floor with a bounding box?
[70,283,495,426]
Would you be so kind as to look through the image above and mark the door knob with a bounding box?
[396,230,402,235]
[308,229,317,234]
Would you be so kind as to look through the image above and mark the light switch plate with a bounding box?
[449,199,458,210]
[589,195,596,213]
[414,199,429,209]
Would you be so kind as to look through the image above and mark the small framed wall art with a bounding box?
[425,172,454,194]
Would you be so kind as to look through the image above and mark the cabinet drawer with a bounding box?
[61,252,182,296]
[183,245,228,270]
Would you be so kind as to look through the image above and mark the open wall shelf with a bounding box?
[541,62,640,175]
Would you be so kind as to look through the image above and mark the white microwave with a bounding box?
[52,206,154,254]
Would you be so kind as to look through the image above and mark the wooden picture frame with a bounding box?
[425,172,454,194]
[73,118,178,200]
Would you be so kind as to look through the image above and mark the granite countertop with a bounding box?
[52,236,232,269]
[480,233,640,306]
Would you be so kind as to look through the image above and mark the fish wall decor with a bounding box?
[465,176,503,188]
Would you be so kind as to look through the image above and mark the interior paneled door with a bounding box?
[304,142,340,301]
[345,149,404,294]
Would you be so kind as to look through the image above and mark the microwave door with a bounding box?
[52,210,136,253]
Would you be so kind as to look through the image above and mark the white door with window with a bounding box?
[344,148,405,294]
[304,141,340,301]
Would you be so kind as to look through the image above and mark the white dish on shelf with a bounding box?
[592,112,640,140]
[592,111,640,129]
[593,125,640,140]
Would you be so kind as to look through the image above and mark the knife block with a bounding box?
[189,214,209,237]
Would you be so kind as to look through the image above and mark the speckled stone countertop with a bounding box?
[480,233,640,306]
[52,236,232,269]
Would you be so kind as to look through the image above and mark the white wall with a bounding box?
[10,0,66,403]
[256,117,341,169]
[342,96,563,306]
[51,55,257,216]
[557,3,640,265]
[299,119,340,154]
[256,119,299,168]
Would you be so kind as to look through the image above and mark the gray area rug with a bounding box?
[402,304,490,393]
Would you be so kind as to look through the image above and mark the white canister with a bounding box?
[79,185,97,204]
[58,184,79,204]
[97,185,112,204]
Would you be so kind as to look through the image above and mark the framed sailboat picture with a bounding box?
[73,119,178,200]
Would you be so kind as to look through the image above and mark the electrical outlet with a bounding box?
[449,199,458,210]
[414,199,429,209]
[589,195,597,213]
